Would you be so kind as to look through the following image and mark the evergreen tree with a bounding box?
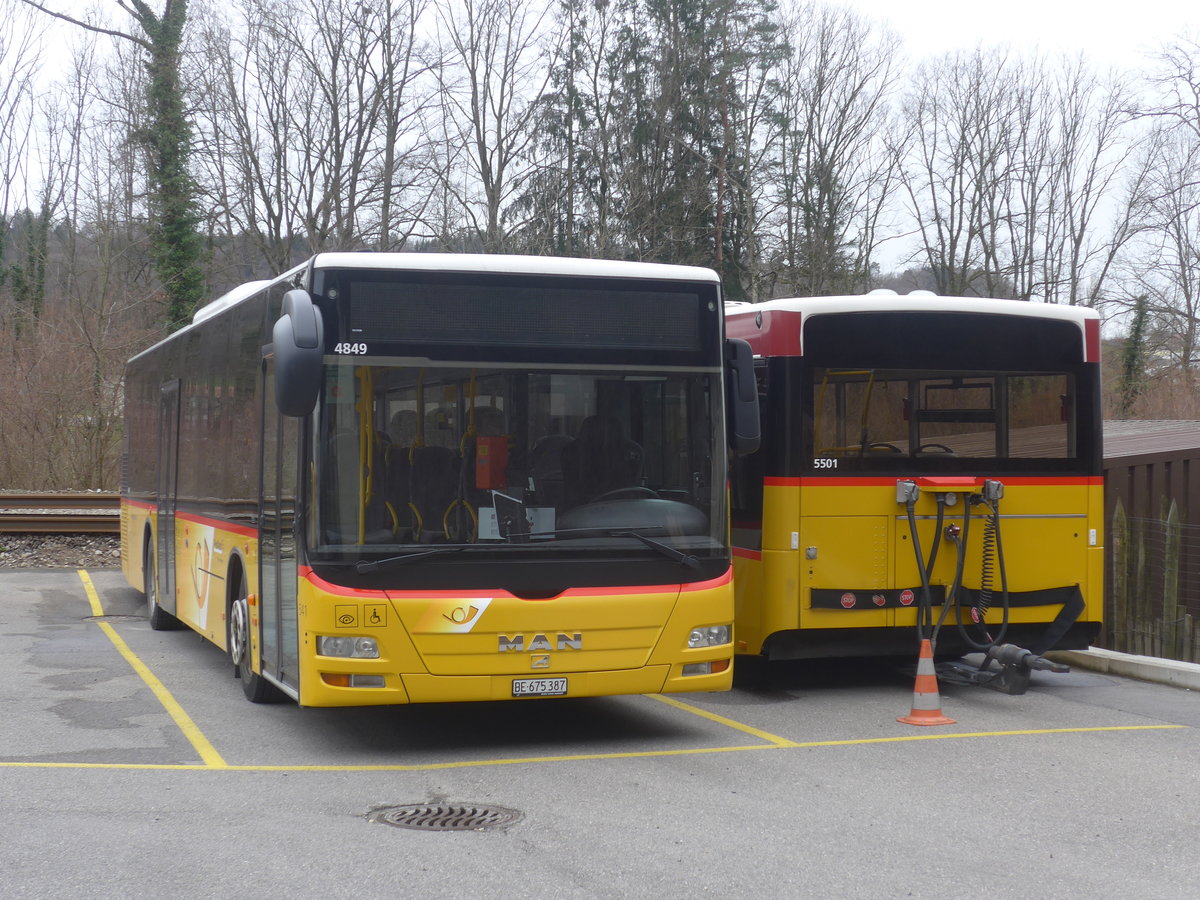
[1120,295,1150,416]
[21,0,205,331]
[125,0,205,331]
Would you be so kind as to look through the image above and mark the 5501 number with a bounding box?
[813,458,838,469]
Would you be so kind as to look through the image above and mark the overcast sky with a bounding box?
[18,1,1199,72]
[843,0,1197,70]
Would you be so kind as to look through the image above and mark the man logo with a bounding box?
[498,633,583,652]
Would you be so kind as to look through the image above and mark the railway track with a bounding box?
[0,493,121,534]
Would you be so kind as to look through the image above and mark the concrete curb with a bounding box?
[1046,647,1200,691]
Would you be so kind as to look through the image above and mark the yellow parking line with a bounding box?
[648,693,798,746]
[77,570,228,769]
[649,691,1185,748]
[0,743,779,772]
[0,723,1183,772]
[55,570,1187,774]
[787,724,1184,747]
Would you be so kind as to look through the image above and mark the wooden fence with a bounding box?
[1103,421,1200,663]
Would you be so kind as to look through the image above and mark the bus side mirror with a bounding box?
[725,338,760,455]
[273,288,324,417]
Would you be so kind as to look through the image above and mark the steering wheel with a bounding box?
[591,486,660,502]
[864,442,903,454]
[917,443,955,455]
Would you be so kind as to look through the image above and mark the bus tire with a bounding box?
[229,573,283,703]
[732,653,772,689]
[144,540,181,631]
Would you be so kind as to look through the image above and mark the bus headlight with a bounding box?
[316,636,380,658]
[688,625,731,648]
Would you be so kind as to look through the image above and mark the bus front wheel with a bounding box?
[229,575,282,703]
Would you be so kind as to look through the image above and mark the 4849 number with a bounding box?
[334,342,369,355]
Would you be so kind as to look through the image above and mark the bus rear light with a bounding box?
[682,659,730,677]
[688,625,731,648]
[317,636,379,658]
[321,673,386,688]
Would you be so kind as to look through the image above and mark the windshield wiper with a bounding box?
[617,530,701,569]
[355,546,465,574]
[527,525,701,569]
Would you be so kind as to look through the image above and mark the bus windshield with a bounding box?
[312,360,724,562]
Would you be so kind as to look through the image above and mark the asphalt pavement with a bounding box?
[2,568,1198,899]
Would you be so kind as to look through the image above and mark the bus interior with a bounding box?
[314,361,725,560]
[811,367,1078,466]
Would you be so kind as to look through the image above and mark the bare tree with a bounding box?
[190,0,437,271]
[1002,58,1142,305]
[431,0,552,252]
[774,2,900,296]
[0,0,46,318]
[1138,34,1200,142]
[1118,129,1200,379]
[0,39,161,490]
[895,47,1028,297]
[370,0,437,251]
[19,0,207,329]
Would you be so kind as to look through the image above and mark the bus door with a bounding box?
[260,359,301,693]
[156,380,180,616]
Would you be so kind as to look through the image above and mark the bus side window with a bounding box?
[731,360,768,520]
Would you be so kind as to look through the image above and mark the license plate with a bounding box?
[512,677,568,698]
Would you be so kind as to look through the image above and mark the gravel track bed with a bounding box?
[0,533,122,569]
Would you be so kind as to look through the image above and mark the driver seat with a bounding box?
[560,415,643,508]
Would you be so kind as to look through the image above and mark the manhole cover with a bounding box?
[368,803,522,832]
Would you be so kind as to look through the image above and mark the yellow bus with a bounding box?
[121,253,758,706]
[726,292,1102,690]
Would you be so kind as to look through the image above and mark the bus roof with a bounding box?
[726,292,1101,362]
[134,254,720,365]
[726,292,1099,324]
[311,252,720,283]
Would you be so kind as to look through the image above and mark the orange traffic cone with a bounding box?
[897,638,956,726]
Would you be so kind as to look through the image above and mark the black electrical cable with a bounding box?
[905,492,947,641]
[926,497,945,582]
[904,497,932,640]
[982,498,1010,646]
[936,499,971,645]
[951,496,1012,651]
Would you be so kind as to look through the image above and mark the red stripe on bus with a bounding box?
[175,510,258,538]
[680,567,733,592]
[727,309,802,356]
[763,475,1103,487]
[301,567,391,598]
[1085,319,1101,363]
[733,547,762,561]
[300,565,732,600]
[122,498,156,512]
